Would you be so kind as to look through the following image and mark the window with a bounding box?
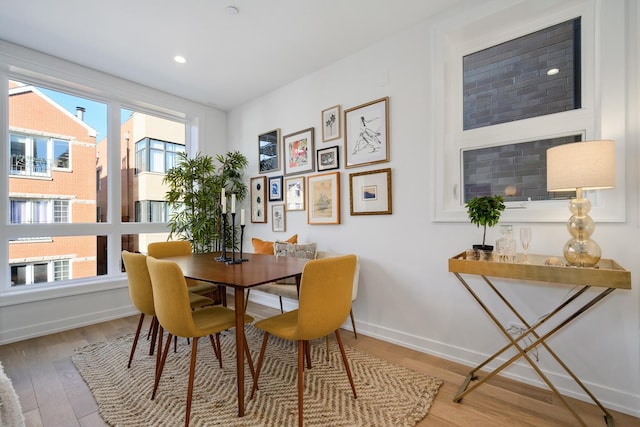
[1,45,216,297]
[9,199,70,224]
[10,259,70,286]
[434,1,625,223]
[135,138,185,174]
[134,200,170,223]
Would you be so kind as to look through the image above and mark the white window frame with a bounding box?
[432,0,627,223]
[0,39,220,302]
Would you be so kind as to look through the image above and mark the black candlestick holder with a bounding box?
[227,214,249,264]
[216,213,231,262]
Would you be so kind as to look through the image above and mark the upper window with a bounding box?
[463,18,581,131]
[135,138,185,174]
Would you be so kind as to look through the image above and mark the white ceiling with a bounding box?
[0,0,462,111]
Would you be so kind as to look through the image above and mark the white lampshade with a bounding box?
[547,140,615,192]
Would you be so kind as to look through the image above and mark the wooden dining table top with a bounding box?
[162,251,309,288]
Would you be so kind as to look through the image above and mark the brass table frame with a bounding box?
[449,252,631,427]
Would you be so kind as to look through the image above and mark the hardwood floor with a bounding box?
[1,301,638,427]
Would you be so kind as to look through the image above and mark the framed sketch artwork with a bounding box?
[349,168,392,215]
[250,176,267,223]
[258,128,280,173]
[307,172,340,225]
[321,105,341,142]
[271,204,286,232]
[283,127,315,176]
[344,97,390,168]
[268,175,284,201]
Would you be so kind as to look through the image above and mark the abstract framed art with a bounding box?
[344,97,389,168]
[268,175,284,201]
[283,127,315,176]
[349,168,392,215]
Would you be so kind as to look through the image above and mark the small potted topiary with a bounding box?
[466,195,505,259]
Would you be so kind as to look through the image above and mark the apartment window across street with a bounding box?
[135,138,184,174]
[10,259,70,286]
[10,199,70,224]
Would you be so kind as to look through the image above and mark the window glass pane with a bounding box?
[10,200,26,224]
[462,134,581,202]
[9,235,108,287]
[54,200,69,223]
[120,111,185,223]
[463,18,580,130]
[53,139,70,168]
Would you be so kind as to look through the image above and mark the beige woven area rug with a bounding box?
[72,325,442,426]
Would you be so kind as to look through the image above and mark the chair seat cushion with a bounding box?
[254,310,299,339]
[191,307,254,337]
[188,292,214,308]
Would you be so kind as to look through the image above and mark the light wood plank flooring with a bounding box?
[1,301,638,427]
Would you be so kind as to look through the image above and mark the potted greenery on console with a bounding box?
[465,195,505,258]
[164,151,248,253]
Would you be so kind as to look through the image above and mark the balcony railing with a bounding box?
[10,155,51,177]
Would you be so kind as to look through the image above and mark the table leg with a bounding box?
[235,288,245,417]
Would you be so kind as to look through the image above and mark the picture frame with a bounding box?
[271,204,286,232]
[344,97,390,168]
[317,146,339,171]
[307,172,340,225]
[258,128,280,173]
[321,104,341,142]
[250,176,267,223]
[284,177,305,211]
[349,168,392,215]
[283,127,315,176]
[268,175,284,201]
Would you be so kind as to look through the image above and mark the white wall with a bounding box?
[227,0,640,417]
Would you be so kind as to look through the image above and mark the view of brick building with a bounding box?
[8,81,97,286]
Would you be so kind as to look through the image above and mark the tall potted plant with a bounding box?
[465,195,505,253]
[164,151,248,253]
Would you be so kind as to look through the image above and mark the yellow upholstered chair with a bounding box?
[147,240,224,305]
[249,250,361,339]
[146,256,255,427]
[250,255,358,427]
[121,250,214,370]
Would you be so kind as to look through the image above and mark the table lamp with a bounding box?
[546,140,615,267]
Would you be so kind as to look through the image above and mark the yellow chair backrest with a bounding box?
[146,256,199,338]
[148,240,192,258]
[296,254,357,340]
[121,250,155,316]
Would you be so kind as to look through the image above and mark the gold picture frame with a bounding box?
[307,172,340,225]
[349,168,392,215]
[344,97,390,168]
[321,104,341,142]
[283,127,315,176]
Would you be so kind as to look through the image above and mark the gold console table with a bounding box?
[448,252,631,427]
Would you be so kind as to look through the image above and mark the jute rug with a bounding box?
[72,325,442,426]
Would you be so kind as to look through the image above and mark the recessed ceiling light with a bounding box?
[547,68,559,76]
[225,6,239,15]
[174,55,187,64]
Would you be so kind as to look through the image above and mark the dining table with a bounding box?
[162,251,309,417]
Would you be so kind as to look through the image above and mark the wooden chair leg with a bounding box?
[156,326,164,379]
[297,340,305,427]
[325,335,330,361]
[250,332,270,400]
[208,334,222,367]
[278,296,284,313]
[149,317,159,356]
[304,340,312,369]
[128,313,145,368]
[334,330,357,398]
[152,332,173,400]
[244,332,256,380]
[184,337,199,427]
[350,309,358,338]
[244,289,251,311]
